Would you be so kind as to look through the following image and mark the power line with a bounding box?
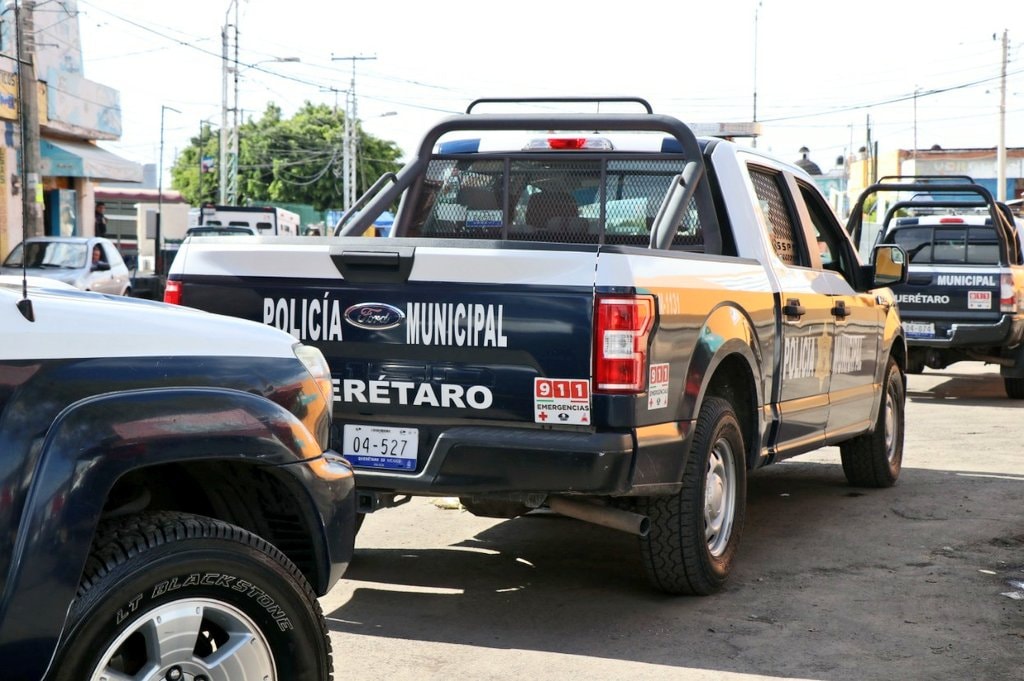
[759,67,1024,123]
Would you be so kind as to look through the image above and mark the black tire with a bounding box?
[48,511,332,681]
[840,357,904,487]
[906,353,925,374]
[1004,376,1024,399]
[638,396,747,596]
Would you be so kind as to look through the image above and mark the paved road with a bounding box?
[321,364,1024,681]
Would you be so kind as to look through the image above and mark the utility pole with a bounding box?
[751,0,762,148]
[15,0,43,237]
[198,119,205,204]
[157,105,180,276]
[997,29,1008,202]
[331,55,375,210]
[912,86,919,164]
[219,0,239,205]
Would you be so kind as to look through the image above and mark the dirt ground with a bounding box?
[321,363,1024,681]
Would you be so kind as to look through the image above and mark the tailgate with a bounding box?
[171,238,600,426]
[893,265,1005,339]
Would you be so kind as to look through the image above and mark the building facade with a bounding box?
[846,146,1024,213]
[0,0,141,261]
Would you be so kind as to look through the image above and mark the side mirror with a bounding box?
[871,244,907,287]
[92,261,111,272]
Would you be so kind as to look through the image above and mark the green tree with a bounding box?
[170,102,403,211]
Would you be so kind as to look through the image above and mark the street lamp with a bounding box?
[157,104,181,276]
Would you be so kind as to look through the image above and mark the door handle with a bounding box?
[832,301,852,318]
[783,298,806,318]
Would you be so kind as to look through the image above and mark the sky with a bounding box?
[71,0,1024,183]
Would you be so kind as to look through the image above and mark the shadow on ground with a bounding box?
[326,460,1024,681]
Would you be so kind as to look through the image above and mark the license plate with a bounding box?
[343,424,419,471]
[904,321,935,338]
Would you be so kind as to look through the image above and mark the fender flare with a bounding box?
[0,387,326,679]
[680,304,765,465]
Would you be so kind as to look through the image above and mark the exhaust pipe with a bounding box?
[547,496,650,537]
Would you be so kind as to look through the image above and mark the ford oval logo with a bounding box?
[344,302,405,330]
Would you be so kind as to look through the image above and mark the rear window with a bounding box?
[405,155,704,249]
[885,225,999,264]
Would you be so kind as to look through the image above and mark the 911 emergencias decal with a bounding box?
[648,363,669,409]
[534,378,590,425]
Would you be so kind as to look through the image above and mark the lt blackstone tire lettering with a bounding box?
[147,572,294,631]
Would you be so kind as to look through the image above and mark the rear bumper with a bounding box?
[905,314,1024,349]
[346,423,691,497]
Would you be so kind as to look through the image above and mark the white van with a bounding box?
[193,204,300,235]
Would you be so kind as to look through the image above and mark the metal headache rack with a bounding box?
[335,96,722,252]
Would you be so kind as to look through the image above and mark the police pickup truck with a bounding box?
[166,97,908,595]
[848,177,1024,397]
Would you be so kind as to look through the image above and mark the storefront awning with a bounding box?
[40,138,143,183]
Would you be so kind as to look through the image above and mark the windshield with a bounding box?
[4,241,89,269]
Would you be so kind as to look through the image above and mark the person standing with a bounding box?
[94,202,108,237]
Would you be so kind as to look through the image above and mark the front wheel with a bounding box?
[638,396,747,596]
[840,357,905,487]
[48,511,333,681]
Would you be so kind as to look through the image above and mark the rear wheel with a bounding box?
[1004,376,1024,399]
[49,511,332,681]
[840,357,904,487]
[638,397,746,595]
[906,352,925,374]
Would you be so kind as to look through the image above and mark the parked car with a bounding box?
[2,275,356,680]
[0,236,132,296]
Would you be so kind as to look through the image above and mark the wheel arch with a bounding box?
[681,305,764,471]
[0,386,347,681]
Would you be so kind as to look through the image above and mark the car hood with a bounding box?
[0,266,81,285]
[3,285,299,361]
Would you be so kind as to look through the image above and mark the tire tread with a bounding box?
[71,511,333,681]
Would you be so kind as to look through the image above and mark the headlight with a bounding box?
[293,343,334,407]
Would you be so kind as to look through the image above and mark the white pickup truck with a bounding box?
[166,97,909,595]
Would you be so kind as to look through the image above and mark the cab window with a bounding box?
[749,167,806,266]
[797,180,856,285]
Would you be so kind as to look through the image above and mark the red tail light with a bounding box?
[594,295,655,393]
[163,279,182,305]
[1001,273,1017,313]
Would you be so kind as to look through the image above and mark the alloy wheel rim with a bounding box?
[89,597,275,681]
